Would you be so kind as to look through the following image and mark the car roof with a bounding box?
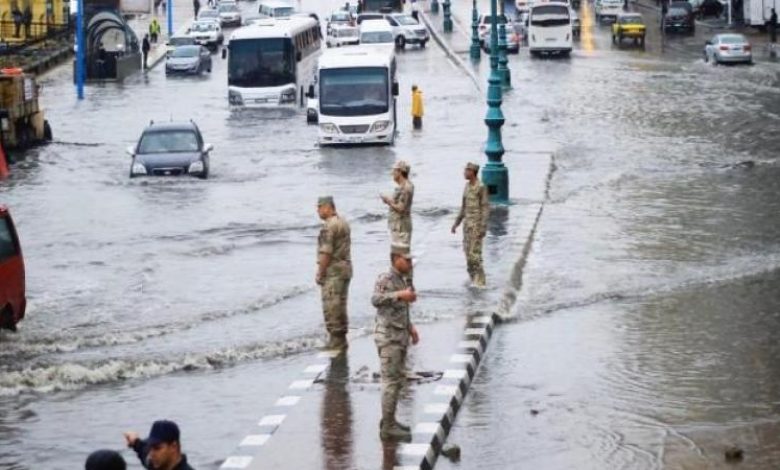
[716,33,746,39]
[260,0,295,8]
[360,19,392,31]
[144,122,199,132]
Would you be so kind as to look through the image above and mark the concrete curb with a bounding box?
[395,313,498,470]
[419,12,482,91]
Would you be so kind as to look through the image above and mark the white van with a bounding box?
[528,2,572,56]
[258,0,296,18]
[595,0,623,22]
[359,19,395,47]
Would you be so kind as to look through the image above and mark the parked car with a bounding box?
[0,205,25,332]
[197,8,220,23]
[478,13,508,43]
[481,24,521,53]
[595,0,623,22]
[703,33,752,64]
[187,20,224,51]
[327,9,355,32]
[258,0,296,18]
[612,12,646,46]
[218,2,242,27]
[165,45,213,75]
[327,23,360,47]
[663,6,695,33]
[165,35,196,57]
[127,121,213,179]
[385,13,428,48]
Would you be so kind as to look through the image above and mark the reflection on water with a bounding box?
[321,354,355,470]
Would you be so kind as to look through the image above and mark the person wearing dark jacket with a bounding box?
[769,8,778,43]
[142,34,151,69]
[124,420,195,470]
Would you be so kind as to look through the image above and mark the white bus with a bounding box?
[528,2,572,57]
[225,17,322,107]
[311,46,398,146]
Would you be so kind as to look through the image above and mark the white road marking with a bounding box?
[239,434,271,447]
[258,415,286,427]
[275,395,301,407]
[289,379,315,390]
[219,456,253,469]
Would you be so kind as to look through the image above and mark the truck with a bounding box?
[743,0,779,27]
[0,70,53,150]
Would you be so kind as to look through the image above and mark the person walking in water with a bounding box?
[142,34,151,70]
[769,8,778,44]
[451,162,490,287]
[411,85,424,129]
[381,160,414,245]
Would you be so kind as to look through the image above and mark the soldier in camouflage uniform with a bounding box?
[371,243,420,441]
[451,162,490,287]
[380,160,414,245]
[316,196,353,350]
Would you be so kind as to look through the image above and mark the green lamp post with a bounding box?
[482,0,509,204]
[470,0,481,60]
[497,0,511,89]
[431,0,440,14]
[443,0,453,32]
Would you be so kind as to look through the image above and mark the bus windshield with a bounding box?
[228,38,295,88]
[531,5,570,26]
[320,67,389,116]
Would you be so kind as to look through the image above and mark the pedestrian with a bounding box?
[193,0,201,18]
[411,85,423,130]
[149,18,161,43]
[372,243,419,441]
[97,43,108,79]
[11,4,22,38]
[85,449,126,470]
[769,8,778,43]
[411,0,420,21]
[381,160,414,246]
[124,420,195,470]
[22,5,31,38]
[142,34,151,70]
[316,196,352,351]
[451,162,490,287]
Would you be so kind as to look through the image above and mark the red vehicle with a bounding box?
[0,205,25,331]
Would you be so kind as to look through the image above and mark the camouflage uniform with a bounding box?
[371,266,412,428]
[318,213,352,340]
[388,179,414,245]
[454,179,490,285]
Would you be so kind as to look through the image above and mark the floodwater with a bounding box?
[1,0,779,467]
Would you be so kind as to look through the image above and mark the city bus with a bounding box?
[224,16,322,107]
[312,46,398,146]
[528,1,572,57]
[362,0,403,12]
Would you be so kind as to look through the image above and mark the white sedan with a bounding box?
[703,33,752,65]
[187,20,224,51]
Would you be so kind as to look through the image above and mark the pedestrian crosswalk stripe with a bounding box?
[219,456,253,469]
[258,415,286,427]
[239,434,271,447]
[303,364,328,374]
[289,379,315,390]
[274,395,301,407]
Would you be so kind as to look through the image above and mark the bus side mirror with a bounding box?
[222,48,227,59]
[392,82,399,96]
[306,84,315,98]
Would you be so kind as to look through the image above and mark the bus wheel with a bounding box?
[43,120,53,141]
[1,306,16,332]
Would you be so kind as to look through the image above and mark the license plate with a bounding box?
[164,170,172,175]
[254,98,269,103]
[546,38,556,41]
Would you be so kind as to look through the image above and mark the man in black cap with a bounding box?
[85,449,126,470]
[124,420,195,470]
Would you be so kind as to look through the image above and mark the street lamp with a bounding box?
[482,0,509,203]
[76,0,84,99]
[470,0,481,60]
[497,0,511,89]
[443,0,453,32]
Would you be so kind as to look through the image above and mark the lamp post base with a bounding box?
[431,0,440,14]
[481,161,509,204]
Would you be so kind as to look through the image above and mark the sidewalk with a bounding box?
[125,0,195,71]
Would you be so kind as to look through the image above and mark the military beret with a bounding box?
[317,196,335,206]
[393,160,410,173]
[465,162,480,173]
[391,243,413,259]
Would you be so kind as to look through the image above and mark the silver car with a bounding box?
[165,45,212,75]
[704,33,752,64]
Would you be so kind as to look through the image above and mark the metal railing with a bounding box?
[0,20,71,55]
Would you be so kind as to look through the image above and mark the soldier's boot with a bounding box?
[331,334,349,350]
[394,419,411,432]
[379,419,412,441]
[473,270,486,288]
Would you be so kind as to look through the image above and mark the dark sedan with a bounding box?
[127,122,212,179]
[663,6,695,33]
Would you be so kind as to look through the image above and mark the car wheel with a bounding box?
[703,51,708,62]
[640,36,645,48]
[612,34,616,43]
[420,40,427,48]
[1,305,16,332]
[395,35,406,49]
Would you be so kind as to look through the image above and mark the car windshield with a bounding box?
[138,130,200,154]
[228,38,295,88]
[331,12,350,21]
[199,10,218,18]
[191,22,216,32]
[0,217,18,262]
[620,15,643,24]
[668,8,687,15]
[171,46,199,57]
[274,7,295,17]
[219,4,238,12]
[320,67,389,117]
[719,35,745,43]
[481,15,507,24]
[361,31,394,43]
[393,15,418,25]
[169,36,194,46]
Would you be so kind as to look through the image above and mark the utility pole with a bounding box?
[76,0,84,100]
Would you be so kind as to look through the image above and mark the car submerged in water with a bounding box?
[127,121,213,179]
[0,205,25,332]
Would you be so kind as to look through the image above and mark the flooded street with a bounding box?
[2,0,780,467]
